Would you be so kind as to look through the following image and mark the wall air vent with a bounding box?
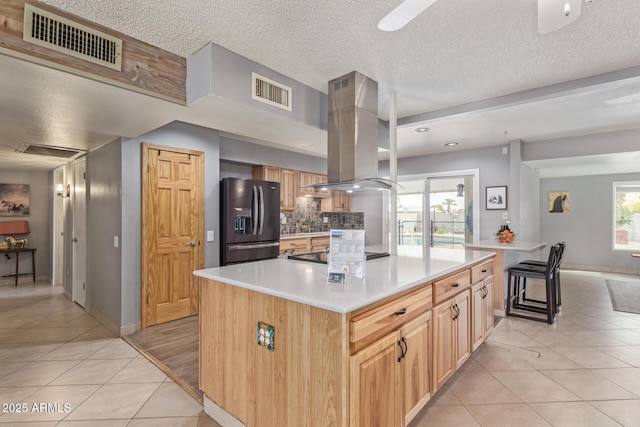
[16,143,84,159]
[23,4,122,71]
[252,73,292,111]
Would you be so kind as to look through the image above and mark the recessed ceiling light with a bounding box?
[415,127,430,133]
[445,142,458,147]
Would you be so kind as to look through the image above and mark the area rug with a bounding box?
[606,279,640,314]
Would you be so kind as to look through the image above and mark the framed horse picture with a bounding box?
[0,184,30,217]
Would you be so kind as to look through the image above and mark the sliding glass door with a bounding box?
[397,171,478,249]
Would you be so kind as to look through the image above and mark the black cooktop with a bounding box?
[287,251,390,264]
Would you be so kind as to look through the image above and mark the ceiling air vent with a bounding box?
[16,143,84,159]
[23,4,122,71]
[252,73,292,111]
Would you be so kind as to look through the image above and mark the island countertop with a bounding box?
[194,247,494,314]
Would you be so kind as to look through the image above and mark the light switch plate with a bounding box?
[113,236,119,248]
[502,212,509,219]
[207,230,214,242]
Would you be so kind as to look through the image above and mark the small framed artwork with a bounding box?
[0,184,30,217]
[549,192,570,213]
[486,186,507,210]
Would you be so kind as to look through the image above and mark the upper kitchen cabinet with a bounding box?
[298,172,331,198]
[252,166,296,210]
[321,190,352,212]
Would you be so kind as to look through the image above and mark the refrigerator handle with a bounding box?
[252,185,259,236]
[259,186,265,235]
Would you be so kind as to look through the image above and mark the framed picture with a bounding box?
[486,186,507,210]
[548,192,570,213]
[0,184,30,217]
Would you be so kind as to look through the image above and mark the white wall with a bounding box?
[120,121,221,330]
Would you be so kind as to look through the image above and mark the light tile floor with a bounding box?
[411,270,640,427]
[2,271,640,426]
[0,282,219,426]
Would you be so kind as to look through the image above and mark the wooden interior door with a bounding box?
[142,144,204,328]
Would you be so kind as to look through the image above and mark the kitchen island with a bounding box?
[464,240,546,315]
[195,247,495,427]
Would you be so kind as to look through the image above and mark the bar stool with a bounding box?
[506,244,560,324]
[519,242,565,310]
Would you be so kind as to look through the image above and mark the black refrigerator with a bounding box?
[221,178,280,265]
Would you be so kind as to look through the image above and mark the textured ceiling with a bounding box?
[2,0,640,173]
[41,0,640,119]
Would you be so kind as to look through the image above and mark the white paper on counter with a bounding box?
[328,230,366,280]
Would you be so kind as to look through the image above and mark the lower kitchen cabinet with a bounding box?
[279,237,309,255]
[350,330,403,427]
[432,291,471,392]
[350,310,432,427]
[401,311,432,425]
[471,277,494,351]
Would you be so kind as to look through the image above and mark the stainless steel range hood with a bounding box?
[307,71,397,192]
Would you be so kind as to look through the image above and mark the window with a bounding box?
[613,181,640,250]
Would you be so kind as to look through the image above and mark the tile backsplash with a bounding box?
[280,197,364,234]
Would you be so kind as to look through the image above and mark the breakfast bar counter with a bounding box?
[195,247,496,427]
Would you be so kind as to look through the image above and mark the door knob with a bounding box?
[190,241,197,246]
[72,238,78,242]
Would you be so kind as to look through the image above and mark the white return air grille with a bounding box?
[252,73,292,111]
[16,143,84,159]
[23,4,122,71]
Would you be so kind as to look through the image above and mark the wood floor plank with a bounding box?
[123,314,201,403]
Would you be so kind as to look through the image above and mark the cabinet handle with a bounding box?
[452,304,460,320]
[451,283,459,288]
[481,269,487,273]
[397,337,407,362]
[394,308,407,316]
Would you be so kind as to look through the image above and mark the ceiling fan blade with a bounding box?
[538,0,582,34]
[378,0,438,32]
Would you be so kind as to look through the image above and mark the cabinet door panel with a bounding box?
[280,169,296,210]
[454,292,471,369]
[471,283,485,351]
[402,311,432,425]
[350,331,402,427]
[432,302,455,392]
[483,277,494,336]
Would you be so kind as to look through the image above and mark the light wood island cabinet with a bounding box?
[471,259,495,351]
[198,253,495,427]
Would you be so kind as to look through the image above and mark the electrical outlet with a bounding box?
[502,212,508,220]
[323,216,328,223]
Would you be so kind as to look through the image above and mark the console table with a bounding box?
[1,248,36,286]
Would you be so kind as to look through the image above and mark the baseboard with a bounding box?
[563,264,640,276]
[204,396,246,427]
[0,274,50,286]
[85,304,139,337]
